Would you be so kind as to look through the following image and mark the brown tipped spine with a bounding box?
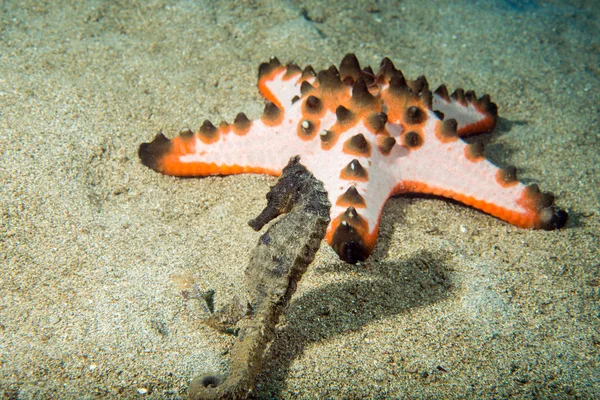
[497,166,518,187]
[341,159,368,181]
[233,112,252,135]
[401,131,423,149]
[378,136,396,155]
[367,112,388,133]
[339,53,361,83]
[434,84,450,102]
[343,133,371,157]
[337,186,366,208]
[465,141,485,162]
[335,105,354,123]
[377,57,398,83]
[437,118,459,141]
[139,132,171,172]
[199,120,219,142]
[261,102,282,125]
[258,57,281,80]
[351,77,376,108]
[451,88,467,106]
[405,106,426,125]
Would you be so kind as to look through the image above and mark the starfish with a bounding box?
[139,54,568,264]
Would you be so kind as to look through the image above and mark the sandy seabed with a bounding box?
[1,0,598,398]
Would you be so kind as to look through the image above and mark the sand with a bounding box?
[1,0,598,398]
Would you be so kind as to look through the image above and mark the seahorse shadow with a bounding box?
[252,250,454,397]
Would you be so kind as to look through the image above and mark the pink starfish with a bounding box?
[139,54,568,263]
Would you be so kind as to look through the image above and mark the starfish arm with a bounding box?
[322,161,398,263]
[394,115,567,230]
[138,109,301,177]
[139,61,319,178]
[432,85,498,136]
[257,58,315,110]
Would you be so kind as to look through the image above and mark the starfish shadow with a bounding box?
[253,250,454,397]
[462,117,533,175]
[367,197,410,261]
